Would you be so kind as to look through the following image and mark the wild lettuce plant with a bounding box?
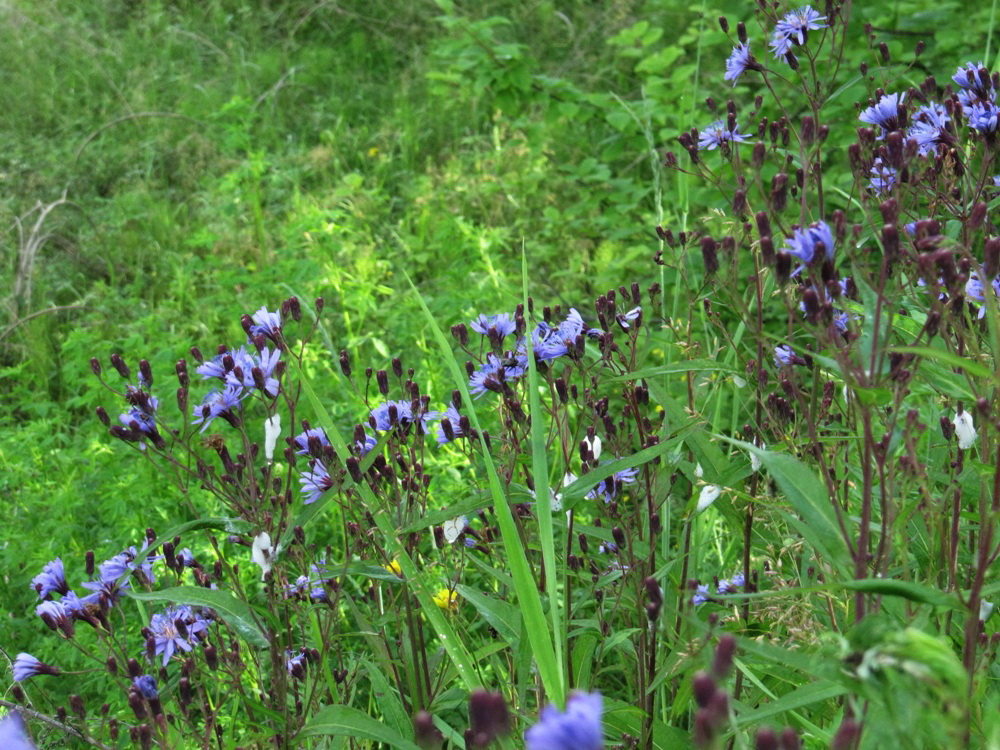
[4,2,1000,749]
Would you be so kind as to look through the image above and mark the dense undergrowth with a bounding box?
[2,0,1000,748]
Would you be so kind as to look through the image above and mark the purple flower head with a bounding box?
[859,92,906,137]
[471,313,517,342]
[36,600,73,636]
[177,548,197,567]
[286,649,308,678]
[98,542,158,586]
[724,43,757,86]
[597,542,618,555]
[470,353,528,396]
[249,306,282,342]
[299,461,334,504]
[588,466,640,503]
[907,102,950,155]
[435,404,465,444]
[784,221,835,266]
[528,308,600,361]
[225,346,281,397]
[356,432,378,456]
[718,573,746,594]
[965,272,1000,319]
[81,576,130,606]
[774,345,804,367]
[693,584,710,606]
[196,346,255,381]
[192,386,244,432]
[994,176,1000,188]
[13,653,60,682]
[284,575,312,599]
[369,399,439,434]
[770,6,827,59]
[969,102,999,134]
[525,691,603,750]
[953,62,995,108]
[868,157,897,196]
[0,710,35,750]
[31,558,68,599]
[697,120,752,151]
[293,427,330,456]
[148,605,208,667]
[133,675,159,699]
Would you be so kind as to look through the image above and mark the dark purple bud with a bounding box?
[90,357,102,376]
[770,173,788,212]
[139,359,153,387]
[110,353,131,380]
[468,690,511,746]
[732,190,747,216]
[775,252,792,283]
[346,456,363,483]
[971,202,988,230]
[712,635,737,678]
[801,116,815,146]
[737,21,747,43]
[96,406,110,427]
[315,297,325,314]
[701,236,719,275]
[693,672,716,708]
[831,719,861,750]
[718,16,729,32]
[882,225,899,260]
[376,369,389,395]
[339,350,351,377]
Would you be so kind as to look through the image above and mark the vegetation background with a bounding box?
[1,0,998,747]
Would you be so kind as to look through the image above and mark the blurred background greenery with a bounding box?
[0,0,990,684]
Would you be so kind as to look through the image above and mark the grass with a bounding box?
[3,0,1000,747]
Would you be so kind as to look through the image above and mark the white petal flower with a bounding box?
[264,414,281,462]
[953,411,977,450]
[251,532,274,580]
[695,463,704,479]
[696,485,721,513]
[583,434,602,460]
[443,516,467,544]
[981,599,995,622]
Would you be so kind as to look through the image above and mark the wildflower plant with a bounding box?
[3,2,1000,749]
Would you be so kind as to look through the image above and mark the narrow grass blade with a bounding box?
[288,357,483,691]
[404,270,564,706]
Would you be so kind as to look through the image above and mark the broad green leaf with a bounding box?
[298,704,423,749]
[722,438,852,576]
[128,586,269,648]
[363,659,411,741]
[456,584,522,646]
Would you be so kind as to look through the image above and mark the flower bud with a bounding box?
[701,236,719,275]
[90,357,102,376]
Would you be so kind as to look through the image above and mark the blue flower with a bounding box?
[718,573,746,594]
[868,157,897,196]
[435,404,466,444]
[907,102,950,155]
[369,399,439,433]
[697,120,752,151]
[196,346,255,381]
[36,600,73,636]
[588,466,640,503]
[286,649,308,678]
[969,102,999,133]
[0,710,35,750]
[31,558,68,599]
[192,387,244,432]
[724,43,756,86]
[525,692,603,750]
[249,306,282,342]
[529,309,601,360]
[693,584,710,605]
[293,427,330,456]
[97,542,158,586]
[470,354,528,396]
[81,576,130,605]
[133,675,159,699]
[859,93,905,136]
[13,653,59,681]
[965,272,1000,319]
[225,346,281,397]
[784,221,835,266]
[299,461,334,504]
[356,432,378,456]
[148,606,209,667]
[774,345,802,367]
[471,313,517,342]
[770,6,827,59]
[994,176,1000,188]
[953,62,995,108]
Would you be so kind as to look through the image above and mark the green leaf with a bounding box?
[363,660,411,741]
[456,584,522,647]
[299,704,423,749]
[128,586,269,648]
[721,438,852,575]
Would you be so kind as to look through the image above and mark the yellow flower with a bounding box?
[367,146,380,157]
[433,588,459,611]
[383,559,402,576]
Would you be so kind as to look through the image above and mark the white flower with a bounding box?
[953,411,977,450]
[251,532,274,580]
[583,434,602,460]
[264,414,281,462]
[696,485,721,513]
[551,472,578,512]
[695,462,704,479]
[981,599,995,623]
[749,439,765,473]
[443,516,467,544]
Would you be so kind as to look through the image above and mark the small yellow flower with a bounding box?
[433,588,459,611]
[367,146,380,157]
[383,559,402,576]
